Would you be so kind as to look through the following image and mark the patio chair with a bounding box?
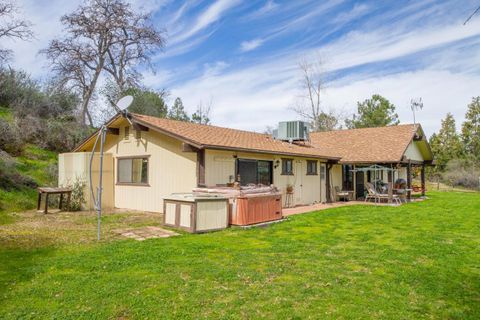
[365,183,401,205]
[335,186,351,202]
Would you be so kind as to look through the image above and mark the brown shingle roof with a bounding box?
[309,124,420,163]
[130,113,340,160]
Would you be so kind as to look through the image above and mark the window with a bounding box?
[281,158,293,175]
[320,165,326,180]
[342,164,353,190]
[257,161,272,185]
[117,157,149,185]
[306,160,318,175]
[135,130,141,139]
[367,170,384,182]
[124,126,130,140]
[236,159,273,186]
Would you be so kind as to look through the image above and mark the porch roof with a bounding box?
[310,124,433,164]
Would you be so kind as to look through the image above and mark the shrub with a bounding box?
[67,177,86,211]
[442,159,480,189]
[0,151,37,190]
[0,118,24,155]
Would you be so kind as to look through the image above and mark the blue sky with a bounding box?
[8,0,480,136]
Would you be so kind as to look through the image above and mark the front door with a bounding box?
[320,163,326,203]
[294,160,303,204]
[356,171,365,199]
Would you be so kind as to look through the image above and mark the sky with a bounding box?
[5,0,480,137]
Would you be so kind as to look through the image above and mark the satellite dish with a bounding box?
[115,95,133,112]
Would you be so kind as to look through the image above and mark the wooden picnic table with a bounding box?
[37,187,72,214]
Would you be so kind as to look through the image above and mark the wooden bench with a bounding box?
[37,187,72,214]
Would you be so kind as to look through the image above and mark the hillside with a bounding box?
[0,108,58,224]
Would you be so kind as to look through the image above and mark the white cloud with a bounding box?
[169,10,480,135]
[240,38,264,52]
[323,70,480,137]
[243,0,278,20]
[170,0,241,45]
[332,3,369,24]
[319,19,480,73]
[6,0,81,77]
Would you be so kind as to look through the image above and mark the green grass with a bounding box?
[0,145,57,224]
[16,144,57,185]
[0,106,14,122]
[1,191,479,319]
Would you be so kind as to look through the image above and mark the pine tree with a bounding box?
[345,94,399,129]
[168,97,190,122]
[430,113,463,171]
[461,96,480,164]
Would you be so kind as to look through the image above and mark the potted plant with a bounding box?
[286,184,294,194]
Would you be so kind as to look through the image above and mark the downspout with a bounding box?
[326,163,333,203]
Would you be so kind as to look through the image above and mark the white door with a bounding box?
[320,163,326,203]
[294,160,303,205]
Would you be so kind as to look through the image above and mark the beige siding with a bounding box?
[331,164,343,190]
[58,152,114,210]
[204,150,236,185]
[180,204,191,228]
[196,201,228,231]
[404,141,424,162]
[204,149,324,206]
[165,203,176,224]
[101,121,197,213]
[397,167,408,180]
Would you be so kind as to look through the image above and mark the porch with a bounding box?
[328,161,431,204]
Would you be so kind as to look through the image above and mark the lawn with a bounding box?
[0,191,479,319]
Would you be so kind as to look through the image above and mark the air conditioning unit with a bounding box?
[276,121,310,141]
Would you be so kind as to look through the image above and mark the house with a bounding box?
[59,113,434,213]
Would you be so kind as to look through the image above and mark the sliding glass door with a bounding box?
[237,159,273,186]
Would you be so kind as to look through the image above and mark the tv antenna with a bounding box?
[464,5,480,25]
[89,95,133,240]
[410,97,423,126]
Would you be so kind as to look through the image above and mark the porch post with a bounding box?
[326,163,332,203]
[406,161,412,201]
[387,165,393,204]
[196,149,206,187]
[421,162,426,197]
[353,164,356,200]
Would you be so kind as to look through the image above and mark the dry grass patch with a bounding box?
[0,209,163,249]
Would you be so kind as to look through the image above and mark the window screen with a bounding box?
[237,159,257,185]
[118,157,148,184]
[282,159,293,175]
[257,161,272,185]
[236,159,272,186]
[342,164,353,190]
[306,160,318,175]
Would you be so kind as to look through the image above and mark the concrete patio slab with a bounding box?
[283,200,401,216]
[113,226,179,241]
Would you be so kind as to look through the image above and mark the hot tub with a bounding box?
[231,193,282,226]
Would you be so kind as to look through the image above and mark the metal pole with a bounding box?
[97,125,107,241]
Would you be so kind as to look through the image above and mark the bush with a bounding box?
[0,151,37,190]
[442,159,480,189]
[0,118,24,155]
[66,177,86,211]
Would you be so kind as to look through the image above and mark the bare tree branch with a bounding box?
[41,0,161,127]
[0,0,33,63]
[103,10,165,94]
